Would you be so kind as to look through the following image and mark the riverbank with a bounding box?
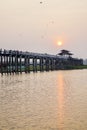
[1,65,87,73]
[64,65,87,70]
[0,65,87,74]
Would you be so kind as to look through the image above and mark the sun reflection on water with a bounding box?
[57,72,65,128]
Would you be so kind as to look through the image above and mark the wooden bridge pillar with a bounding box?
[15,55,18,73]
[28,56,30,73]
[34,57,37,72]
[11,55,13,73]
[6,56,9,74]
[25,56,27,73]
[50,58,53,70]
[53,59,56,70]
[3,55,5,73]
[33,57,35,72]
[55,59,59,70]
[42,57,44,71]
[40,57,44,71]
[45,58,49,71]
[19,55,22,73]
[9,55,12,74]
[0,54,3,74]
[36,58,37,72]
[25,56,29,73]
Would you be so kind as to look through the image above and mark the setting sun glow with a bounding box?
[57,41,62,46]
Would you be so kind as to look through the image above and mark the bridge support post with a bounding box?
[25,56,28,73]
[9,55,12,74]
[15,55,17,73]
[40,58,43,71]
[28,56,30,73]
[35,58,37,72]
[46,58,49,71]
[11,55,14,74]
[19,55,22,73]
[32,57,35,72]
[6,56,8,74]
[1,54,3,74]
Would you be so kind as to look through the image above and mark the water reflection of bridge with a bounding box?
[0,49,83,74]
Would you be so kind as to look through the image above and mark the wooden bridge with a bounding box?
[0,49,83,74]
[0,49,61,74]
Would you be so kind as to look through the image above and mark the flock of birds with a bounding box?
[39,1,55,40]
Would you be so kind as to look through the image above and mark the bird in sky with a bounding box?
[40,1,43,4]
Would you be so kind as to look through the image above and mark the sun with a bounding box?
[57,41,62,46]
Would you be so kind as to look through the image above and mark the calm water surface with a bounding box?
[0,70,87,130]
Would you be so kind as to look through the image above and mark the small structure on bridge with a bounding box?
[57,49,83,67]
[58,49,73,58]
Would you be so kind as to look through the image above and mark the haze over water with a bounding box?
[0,69,87,130]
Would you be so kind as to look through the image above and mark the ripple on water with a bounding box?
[0,70,87,130]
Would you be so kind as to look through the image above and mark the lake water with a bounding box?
[0,70,87,130]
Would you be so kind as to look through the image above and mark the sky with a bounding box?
[0,0,87,59]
